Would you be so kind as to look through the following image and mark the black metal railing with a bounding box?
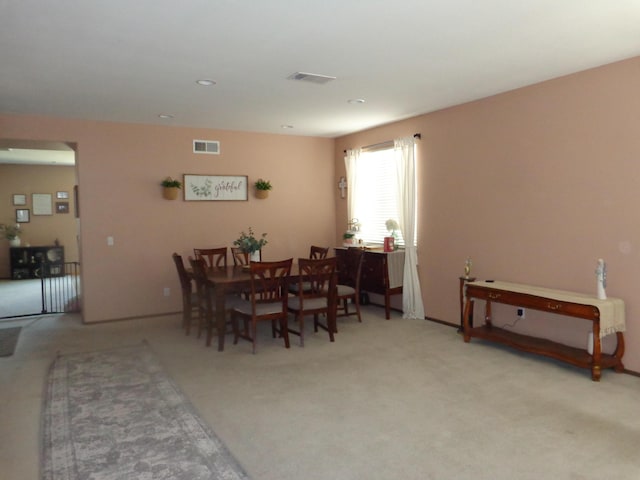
[40,262,81,314]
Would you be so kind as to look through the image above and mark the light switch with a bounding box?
[107,236,114,246]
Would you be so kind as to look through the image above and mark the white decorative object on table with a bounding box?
[595,258,607,300]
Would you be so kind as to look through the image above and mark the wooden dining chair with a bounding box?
[231,247,260,266]
[287,257,337,346]
[231,258,293,353]
[309,245,330,259]
[188,256,242,342]
[171,253,199,335]
[335,247,365,325]
[194,247,227,268]
[289,245,330,295]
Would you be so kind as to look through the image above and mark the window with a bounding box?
[349,145,416,246]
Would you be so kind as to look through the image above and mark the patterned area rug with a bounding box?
[0,327,22,357]
[41,343,250,480]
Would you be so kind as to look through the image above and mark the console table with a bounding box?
[462,281,625,381]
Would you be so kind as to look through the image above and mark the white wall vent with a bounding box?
[193,140,220,155]
[287,72,336,85]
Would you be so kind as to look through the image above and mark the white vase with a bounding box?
[9,237,21,247]
[250,250,261,262]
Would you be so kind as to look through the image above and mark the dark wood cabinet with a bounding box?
[9,246,65,279]
[335,248,403,319]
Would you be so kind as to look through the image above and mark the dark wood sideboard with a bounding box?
[9,245,65,279]
[335,248,403,319]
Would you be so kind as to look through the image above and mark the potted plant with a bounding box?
[161,177,182,200]
[1,223,23,247]
[343,231,355,246]
[254,178,272,199]
[233,227,268,261]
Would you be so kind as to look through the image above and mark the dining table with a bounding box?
[203,263,338,352]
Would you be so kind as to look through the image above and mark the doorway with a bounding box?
[0,139,80,320]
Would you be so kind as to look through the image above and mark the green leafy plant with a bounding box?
[161,177,182,188]
[0,223,22,240]
[343,231,355,240]
[233,227,268,253]
[254,179,272,191]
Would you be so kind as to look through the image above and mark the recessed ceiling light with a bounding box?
[281,125,294,129]
[196,79,216,86]
[348,98,366,104]
[158,114,174,119]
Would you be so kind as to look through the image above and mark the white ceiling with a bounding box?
[1,0,640,148]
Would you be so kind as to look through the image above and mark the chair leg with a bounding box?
[280,316,291,348]
[232,313,239,344]
[252,319,258,354]
[354,295,362,323]
[299,313,305,347]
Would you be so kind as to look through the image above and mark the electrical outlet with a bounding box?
[163,287,170,297]
[517,308,525,318]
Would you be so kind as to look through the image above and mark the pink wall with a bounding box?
[336,56,640,372]
[0,164,78,277]
[0,115,336,323]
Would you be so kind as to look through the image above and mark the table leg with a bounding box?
[613,332,625,373]
[591,322,601,382]
[463,298,472,342]
[207,286,227,351]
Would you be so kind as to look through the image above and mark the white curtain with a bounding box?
[344,148,361,225]
[394,137,425,319]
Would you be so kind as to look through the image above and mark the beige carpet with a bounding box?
[0,279,43,318]
[1,307,640,479]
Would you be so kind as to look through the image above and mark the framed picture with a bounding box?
[32,193,53,215]
[56,202,70,214]
[183,174,248,201]
[56,191,69,199]
[12,194,27,206]
[16,209,30,223]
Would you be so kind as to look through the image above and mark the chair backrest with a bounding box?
[249,258,293,304]
[297,256,337,302]
[172,253,192,293]
[336,247,364,288]
[231,247,262,266]
[309,245,329,260]
[231,247,250,266]
[194,247,227,268]
[188,256,209,299]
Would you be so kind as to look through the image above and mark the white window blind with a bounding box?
[352,148,406,246]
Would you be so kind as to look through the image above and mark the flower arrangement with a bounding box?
[385,219,399,234]
[233,227,268,253]
[0,223,22,240]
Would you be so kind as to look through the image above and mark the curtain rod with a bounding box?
[344,133,421,154]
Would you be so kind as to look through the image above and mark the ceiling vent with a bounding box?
[287,72,336,85]
[193,140,220,155]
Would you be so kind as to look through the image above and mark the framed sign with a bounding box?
[13,194,27,206]
[16,209,30,223]
[183,174,248,201]
[56,202,70,214]
[32,193,53,215]
[56,191,69,199]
